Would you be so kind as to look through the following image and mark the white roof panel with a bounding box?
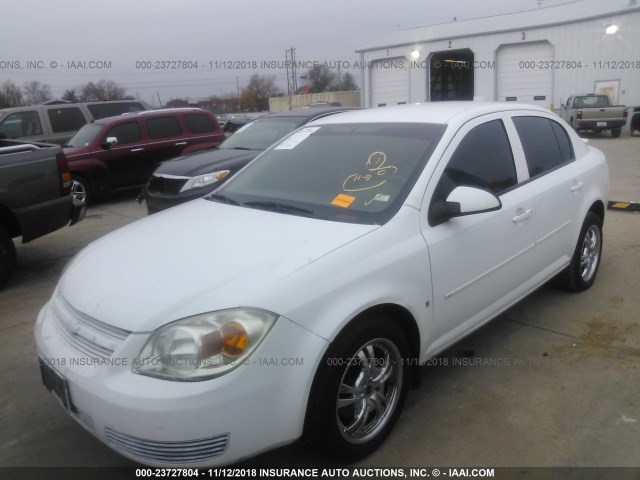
[357,0,640,52]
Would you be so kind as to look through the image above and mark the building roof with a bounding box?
[357,0,640,52]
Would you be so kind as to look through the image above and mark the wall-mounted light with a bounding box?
[411,49,420,59]
[605,24,619,35]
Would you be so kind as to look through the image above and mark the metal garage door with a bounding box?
[497,42,553,108]
[370,59,409,107]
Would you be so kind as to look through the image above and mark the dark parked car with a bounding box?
[144,107,355,214]
[222,114,253,133]
[64,108,225,203]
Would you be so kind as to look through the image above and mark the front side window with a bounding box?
[47,107,86,133]
[0,111,42,138]
[145,116,182,139]
[104,122,141,145]
[215,123,446,225]
[433,119,517,205]
[513,116,573,178]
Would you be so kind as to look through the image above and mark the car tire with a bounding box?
[305,315,410,459]
[554,211,603,292]
[71,175,92,204]
[0,226,17,289]
[611,127,622,138]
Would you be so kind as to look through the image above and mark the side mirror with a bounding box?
[102,136,118,148]
[430,186,501,226]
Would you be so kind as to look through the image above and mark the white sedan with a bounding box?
[35,102,608,466]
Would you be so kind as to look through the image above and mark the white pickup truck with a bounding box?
[558,94,627,137]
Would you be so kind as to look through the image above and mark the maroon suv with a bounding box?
[63,108,224,203]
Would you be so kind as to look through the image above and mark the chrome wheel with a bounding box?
[580,225,601,283]
[336,338,402,444]
[71,178,88,203]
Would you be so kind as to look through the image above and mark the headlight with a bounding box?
[133,308,277,381]
[179,170,230,192]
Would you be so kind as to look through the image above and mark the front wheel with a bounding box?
[554,212,603,291]
[305,316,410,459]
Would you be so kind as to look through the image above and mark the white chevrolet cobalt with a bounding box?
[35,103,608,466]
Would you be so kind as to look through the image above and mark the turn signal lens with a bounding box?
[221,321,248,357]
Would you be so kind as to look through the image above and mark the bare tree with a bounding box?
[338,72,359,91]
[23,81,52,105]
[0,80,24,108]
[306,65,335,93]
[62,89,80,103]
[79,80,126,101]
[240,74,282,111]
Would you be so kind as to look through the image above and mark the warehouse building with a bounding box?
[356,0,640,111]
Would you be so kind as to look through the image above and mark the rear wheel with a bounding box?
[0,226,17,289]
[554,212,603,291]
[305,316,410,459]
[611,127,622,138]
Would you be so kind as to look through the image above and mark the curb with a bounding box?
[608,201,640,212]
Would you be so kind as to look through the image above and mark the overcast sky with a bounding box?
[1,0,577,105]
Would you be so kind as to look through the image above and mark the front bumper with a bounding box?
[34,297,328,467]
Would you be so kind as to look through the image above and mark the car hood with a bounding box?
[64,145,93,158]
[154,148,261,177]
[58,199,377,332]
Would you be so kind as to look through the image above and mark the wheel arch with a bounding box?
[302,301,421,441]
[588,199,605,223]
[0,205,21,238]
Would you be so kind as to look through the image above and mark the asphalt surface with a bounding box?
[0,133,638,471]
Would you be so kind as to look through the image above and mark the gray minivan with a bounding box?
[0,100,149,145]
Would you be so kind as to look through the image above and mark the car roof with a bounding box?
[309,102,551,126]
[262,106,359,121]
[92,108,209,125]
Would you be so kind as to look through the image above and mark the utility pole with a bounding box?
[285,47,298,96]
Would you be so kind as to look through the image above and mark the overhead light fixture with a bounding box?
[411,49,420,59]
[605,24,619,35]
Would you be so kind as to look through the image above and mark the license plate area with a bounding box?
[597,121,607,127]
[39,358,72,411]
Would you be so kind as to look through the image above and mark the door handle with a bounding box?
[512,208,533,223]
[131,148,144,152]
[175,142,187,146]
[571,181,583,193]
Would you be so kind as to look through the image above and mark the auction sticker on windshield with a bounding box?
[275,127,321,150]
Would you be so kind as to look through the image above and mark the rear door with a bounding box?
[509,113,581,282]
[142,115,186,177]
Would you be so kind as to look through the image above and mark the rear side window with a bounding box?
[47,107,86,133]
[436,119,517,198]
[0,111,42,138]
[145,116,182,139]
[104,122,142,145]
[87,102,145,119]
[184,113,217,134]
[513,116,574,178]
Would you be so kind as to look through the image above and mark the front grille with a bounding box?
[52,294,130,360]
[105,428,229,464]
[147,174,189,195]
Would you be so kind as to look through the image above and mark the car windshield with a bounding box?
[220,116,305,151]
[213,122,446,225]
[66,123,102,147]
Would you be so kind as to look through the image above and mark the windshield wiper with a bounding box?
[243,200,315,217]
[206,193,240,205]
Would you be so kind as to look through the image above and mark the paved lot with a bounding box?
[0,134,638,469]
